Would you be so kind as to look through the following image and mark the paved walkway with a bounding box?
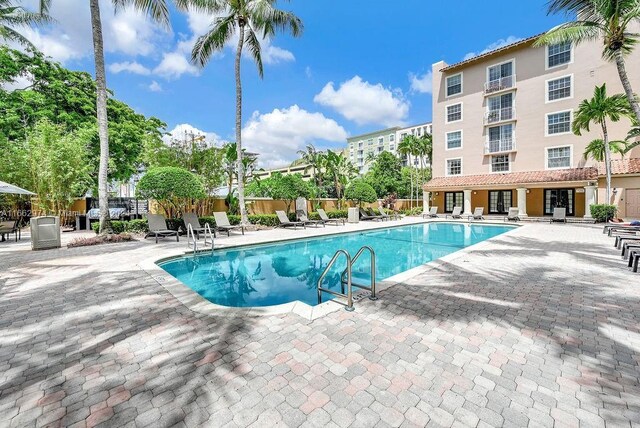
[1,222,639,427]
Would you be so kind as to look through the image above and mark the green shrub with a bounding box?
[307,210,348,220]
[590,204,617,222]
[136,167,206,218]
[345,180,377,207]
[92,219,149,234]
[400,207,423,216]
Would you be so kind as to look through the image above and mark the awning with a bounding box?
[0,180,36,195]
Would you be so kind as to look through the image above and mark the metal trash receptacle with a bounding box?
[348,207,359,224]
[30,216,61,250]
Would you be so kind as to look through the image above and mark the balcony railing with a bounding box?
[485,137,516,154]
[484,107,516,125]
[484,75,515,94]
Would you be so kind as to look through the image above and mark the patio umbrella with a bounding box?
[0,180,36,195]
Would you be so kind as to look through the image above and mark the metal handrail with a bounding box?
[484,107,516,125]
[203,223,214,251]
[187,224,197,254]
[317,249,354,311]
[340,246,377,301]
[484,75,515,94]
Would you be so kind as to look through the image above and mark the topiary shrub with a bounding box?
[344,180,377,207]
[590,204,617,222]
[136,167,206,218]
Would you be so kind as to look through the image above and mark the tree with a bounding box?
[298,144,326,188]
[583,138,628,161]
[364,151,402,197]
[534,0,640,125]
[324,150,357,207]
[190,0,303,226]
[267,173,310,214]
[573,84,634,202]
[345,179,377,207]
[398,135,420,208]
[136,167,206,218]
[0,0,51,48]
[27,119,92,216]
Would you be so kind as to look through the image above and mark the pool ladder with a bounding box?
[187,223,214,255]
[317,246,378,311]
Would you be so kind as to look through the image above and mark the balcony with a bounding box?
[485,137,516,155]
[484,75,515,94]
[484,107,516,125]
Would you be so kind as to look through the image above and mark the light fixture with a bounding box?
[526,189,531,194]
[473,191,477,195]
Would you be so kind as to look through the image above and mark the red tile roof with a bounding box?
[423,168,598,190]
[439,33,545,73]
[597,158,640,175]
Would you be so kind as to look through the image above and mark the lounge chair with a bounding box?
[276,210,305,229]
[604,224,640,235]
[183,212,213,239]
[0,219,20,242]
[468,207,484,221]
[359,208,383,221]
[367,207,388,221]
[446,207,462,219]
[213,212,245,236]
[378,207,400,220]
[504,207,520,222]
[550,207,567,223]
[422,207,439,219]
[296,210,324,228]
[146,214,179,243]
[317,209,345,226]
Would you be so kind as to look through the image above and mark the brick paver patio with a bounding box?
[1,222,639,427]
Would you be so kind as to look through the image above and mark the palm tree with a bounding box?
[398,135,418,208]
[534,0,640,125]
[573,84,634,202]
[298,144,324,188]
[0,0,51,48]
[191,0,303,225]
[324,150,357,207]
[583,138,628,161]
[415,134,432,199]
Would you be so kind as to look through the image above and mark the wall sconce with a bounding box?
[435,192,439,196]
[526,189,531,194]
[473,191,477,195]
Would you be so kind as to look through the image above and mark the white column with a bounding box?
[516,188,528,218]
[463,189,472,216]
[584,185,597,219]
[422,191,430,214]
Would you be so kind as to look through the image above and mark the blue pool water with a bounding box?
[158,222,514,308]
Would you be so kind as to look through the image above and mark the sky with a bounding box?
[18,0,568,167]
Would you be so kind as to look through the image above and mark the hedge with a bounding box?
[91,210,349,233]
[590,204,617,222]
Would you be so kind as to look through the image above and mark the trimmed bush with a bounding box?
[136,167,206,218]
[590,204,617,222]
[345,180,377,207]
[91,219,149,234]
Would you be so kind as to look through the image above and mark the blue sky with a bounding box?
[21,0,568,166]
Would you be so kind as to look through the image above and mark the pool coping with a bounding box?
[138,218,521,321]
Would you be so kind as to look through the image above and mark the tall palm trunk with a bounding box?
[602,120,612,204]
[89,0,111,234]
[614,50,640,125]
[235,22,248,225]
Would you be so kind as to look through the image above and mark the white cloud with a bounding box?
[1,74,33,91]
[314,76,410,127]
[305,66,312,79]
[108,61,151,75]
[242,105,348,168]
[153,52,200,80]
[262,42,295,64]
[164,123,224,147]
[148,81,163,92]
[409,71,432,94]
[463,36,522,60]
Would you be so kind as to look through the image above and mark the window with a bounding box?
[547,76,572,101]
[544,189,574,215]
[446,131,462,150]
[547,146,571,168]
[487,93,514,123]
[377,146,384,153]
[358,141,363,148]
[446,158,462,176]
[446,73,462,96]
[447,104,462,123]
[488,124,514,153]
[378,137,384,145]
[548,42,571,68]
[547,111,571,135]
[389,134,395,142]
[445,192,464,213]
[487,61,514,92]
[491,154,510,172]
[489,190,512,214]
[389,144,395,151]
[367,139,373,145]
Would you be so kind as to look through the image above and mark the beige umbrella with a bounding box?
[0,180,35,195]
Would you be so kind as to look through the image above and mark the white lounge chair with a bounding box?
[550,207,567,223]
[446,206,462,219]
[146,214,179,243]
[504,207,520,222]
[276,210,305,229]
[213,212,245,236]
[423,207,439,219]
[468,207,484,221]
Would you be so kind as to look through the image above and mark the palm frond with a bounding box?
[0,25,36,49]
[191,14,236,67]
[244,27,264,78]
[533,21,601,47]
[112,0,170,28]
[582,138,628,161]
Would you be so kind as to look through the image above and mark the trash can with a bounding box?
[348,207,359,224]
[30,216,61,250]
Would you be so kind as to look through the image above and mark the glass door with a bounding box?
[544,189,574,216]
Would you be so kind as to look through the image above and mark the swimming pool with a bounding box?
[158,222,514,308]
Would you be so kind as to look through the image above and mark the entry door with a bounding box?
[544,189,575,216]
[626,189,640,218]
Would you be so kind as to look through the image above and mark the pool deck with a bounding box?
[1,219,639,427]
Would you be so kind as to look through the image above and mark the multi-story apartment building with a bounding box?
[397,123,433,168]
[347,122,432,174]
[425,31,640,219]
